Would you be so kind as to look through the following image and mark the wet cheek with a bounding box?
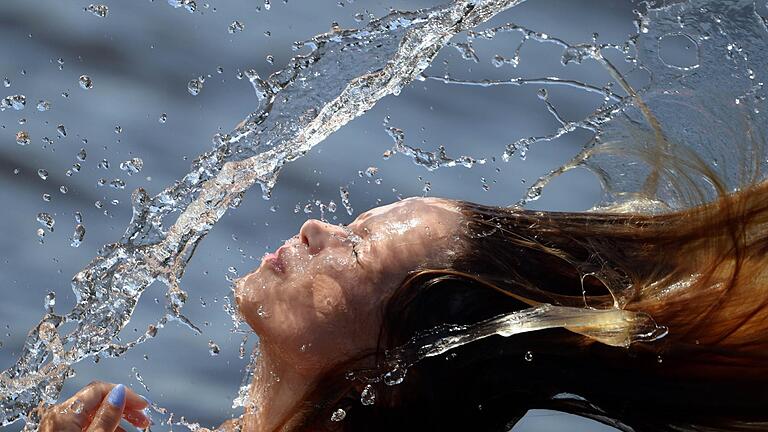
[312,275,349,317]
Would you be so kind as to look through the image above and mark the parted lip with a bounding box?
[263,244,287,273]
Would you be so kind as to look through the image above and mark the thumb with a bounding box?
[86,384,126,432]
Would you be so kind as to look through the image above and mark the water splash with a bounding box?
[0,0,532,427]
[357,304,666,388]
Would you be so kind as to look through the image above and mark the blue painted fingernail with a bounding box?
[107,384,126,407]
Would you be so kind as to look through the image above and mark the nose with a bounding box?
[299,219,347,255]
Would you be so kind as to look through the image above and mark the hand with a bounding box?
[39,381,152,432]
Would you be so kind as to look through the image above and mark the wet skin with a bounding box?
[234,197,462,375]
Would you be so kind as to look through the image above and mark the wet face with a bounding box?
[234,197,461,373]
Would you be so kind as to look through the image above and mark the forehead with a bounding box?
[350,198,459,232]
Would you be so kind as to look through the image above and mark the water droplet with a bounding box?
[74,211,83,223]
[68,399,84,414]
[84,4,109,17]
[228,20,245,34]
[44,292,56,313]
[70,224,86,247]
[119,158,143,175]
[76,148,87,161]
[657,355,663,364]
[98,159,110,169]
[537,88,548,100]
[364,166,378,177]
[159,113,167,123]
[37,212,55,232]
[109,178,126,189]
[37,169,49,180]
[36,100,51,111]
[183,0,197,13]
[15,131,30,146]
[524,351,533,362]
[2,77,9,87]
[1,95,26,111]
[360,384,375,405]
[114,125,122,134]
[56,124,67,137]
[79,75,94,90]
[59,186,68,194]
[42,193,52,202]
[330,408,346,422]
[208,340,220,356]
[36,228,46,243]
[188,78,204,96]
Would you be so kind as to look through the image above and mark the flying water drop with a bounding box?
[119,158,143,175]
[79,75,94,90]
[187,77,204,96]
[36,213,55,232]
[15,131,30,146]
[71,224,85,248]
[84,4,109,17]
[228,21,245,34]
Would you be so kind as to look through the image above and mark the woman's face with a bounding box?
[234,197,461,372]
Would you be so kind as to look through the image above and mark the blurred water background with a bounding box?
[0,0,640,430]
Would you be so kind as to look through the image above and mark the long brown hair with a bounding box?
[275,178,768,431]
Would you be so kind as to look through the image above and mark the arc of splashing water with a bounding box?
[0,0,531,428]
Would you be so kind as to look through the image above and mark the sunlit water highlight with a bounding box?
[1,0,766,429]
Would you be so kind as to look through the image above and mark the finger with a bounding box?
[123,408,152,429]
[62,381,150,427]
[86,383,126,432]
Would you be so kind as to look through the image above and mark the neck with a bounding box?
[242,343,316,432]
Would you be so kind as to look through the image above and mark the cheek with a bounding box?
[311,274,350,318]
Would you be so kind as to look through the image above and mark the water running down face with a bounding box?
[234,197,462,374]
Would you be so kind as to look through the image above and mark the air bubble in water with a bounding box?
[330,408,346,422]
[36,228,45,243]
[37,169,48,180]
[120,158,143,175]
[360,384,375,405]
[36,100,51,111]
[84,4,109,17]
[208,340,220,356]
[228,21,245,34]
[109,178,126,189]
[159,113,167,123]
[42,193,52,202]
[114,125,122,134]
[188,77,204,96]
[79,75,94,89]
[56,124,67,137]
[524,351,533,362]
[184,0,196,13]
[2,77,9,87]
[71,224,85,247]
[16,131,30,146]
[77,148,87,161]
[37,212,55,232]
[59,186,68,194]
